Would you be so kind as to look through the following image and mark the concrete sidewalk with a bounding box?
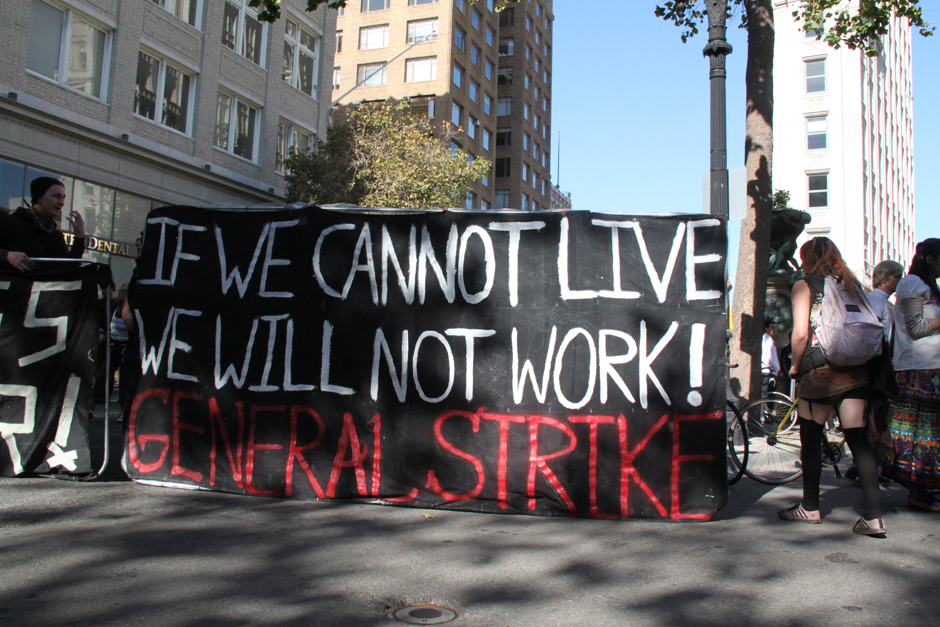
[1,423,937,627]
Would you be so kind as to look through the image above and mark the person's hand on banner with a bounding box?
[6,250,36,272]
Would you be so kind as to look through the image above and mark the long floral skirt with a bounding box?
[884,369,940,489]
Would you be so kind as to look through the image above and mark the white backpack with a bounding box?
[815,276,883,366]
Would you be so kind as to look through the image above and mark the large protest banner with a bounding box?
[125,206,727,519]
[0,264,98,477]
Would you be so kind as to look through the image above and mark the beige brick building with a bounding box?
[0,0,336,285]
[332,0,553,210]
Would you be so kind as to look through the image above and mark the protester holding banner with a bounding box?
[782,237,884,535]
[883,239,940,512]
[0,177,85,272]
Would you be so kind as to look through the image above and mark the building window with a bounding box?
[495,189,509,209]
[526,16,532,30]
[521,193,529,211]
[409,95,435,118]
[409,0,437,5]
[470,43,481,65]
[496,127,511,146]
[805,58,825,93]
[284,18,319,97]
[497,97,511,116]
[222,0,267,66]
[541,179,546,195]
[214,92,259,161]
[486,27,494,46]
[544,69,550,84]
[134,51,193,134]
[542,123,548,140]
[468,79,478,102]
[481,199,490,211]
[468,117,478,139]
[535,30,540,45]
[524,74,531,90]
[533,143,540,160]
[451,141,460,155]
[522,162,529,182]
[808,173,828,207]
[807,116,827,150]
[473,10,482,30]
[465,191,474,210]
[543,97,549,111]
[276,122,311,174]
[336,30,343,52]
[357,62,387,86]
[483,94,493,115]
[455,0,464,12]
[500,8,514,27]
[482,129,491,151]
[150,0,200,27]
[523,102,530,120]
[27,0,111,99]
[451,102,462,127]
[359,24,389,49]
[533,114,539,130]
[362,0,390,12]
[487,0,494,12]
[453,62,464,88]
[333,67,341,90]
[498,67,513,86]
[454,26,466,52]
[405,56,437,82]
[499,39,514,56]
[485,60,494,81]
[522,133,529,150]
[542,151,548,168]
[407,18,438,43]
[495,158,510,177]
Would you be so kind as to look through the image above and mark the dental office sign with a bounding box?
[125,206,727,519]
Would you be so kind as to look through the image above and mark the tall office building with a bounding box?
[0,0,336,286]
[333,0,554,211]
[772,0,915,283]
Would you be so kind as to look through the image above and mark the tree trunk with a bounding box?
[729,0,774,403]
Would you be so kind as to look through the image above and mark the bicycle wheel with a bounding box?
[761,392,799,434]
[727,401,748,486]
[740,397,804,484]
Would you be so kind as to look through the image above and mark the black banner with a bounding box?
[125,207,727,519]
[0,264,98,476]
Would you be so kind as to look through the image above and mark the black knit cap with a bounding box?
[30,176,65,205]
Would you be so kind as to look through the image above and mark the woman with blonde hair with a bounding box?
[779,237,885,535]
[883,238,940,512]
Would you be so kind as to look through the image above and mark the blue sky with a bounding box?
[549,3,939,252]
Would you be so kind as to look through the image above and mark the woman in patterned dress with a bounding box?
[884,238,940,512]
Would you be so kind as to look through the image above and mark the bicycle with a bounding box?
[731,389,845,485]
[726,400,748,485]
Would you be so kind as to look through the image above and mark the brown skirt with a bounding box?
[797,364,870,401]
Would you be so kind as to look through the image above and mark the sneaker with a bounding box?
[777,503,822,524]
[853,517,886,536]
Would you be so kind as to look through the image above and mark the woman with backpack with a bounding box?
[883,238,940,512]
[780,237,885,535]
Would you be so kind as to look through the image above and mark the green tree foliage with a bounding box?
[795,0,932,55]
[286,102,491,209]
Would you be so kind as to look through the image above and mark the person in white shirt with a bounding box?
[761,320,781,392]
[867,260,903,342]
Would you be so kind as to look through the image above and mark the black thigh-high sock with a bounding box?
[800,417,824,511]
[843,427,883,520]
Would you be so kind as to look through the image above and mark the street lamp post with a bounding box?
[699,0,732,220]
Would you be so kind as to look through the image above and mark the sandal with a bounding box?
[853,518,887,536]
[777,503,822,524]
[907,498,940,513]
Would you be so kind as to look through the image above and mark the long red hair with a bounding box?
[799,237,860,292]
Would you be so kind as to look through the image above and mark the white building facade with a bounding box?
[772,0,915,284]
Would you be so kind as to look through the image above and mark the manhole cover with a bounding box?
[391,604,458,624]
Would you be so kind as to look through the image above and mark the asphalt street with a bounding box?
[1,417,937,627]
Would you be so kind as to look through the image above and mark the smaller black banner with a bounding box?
[0,264,98,476]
